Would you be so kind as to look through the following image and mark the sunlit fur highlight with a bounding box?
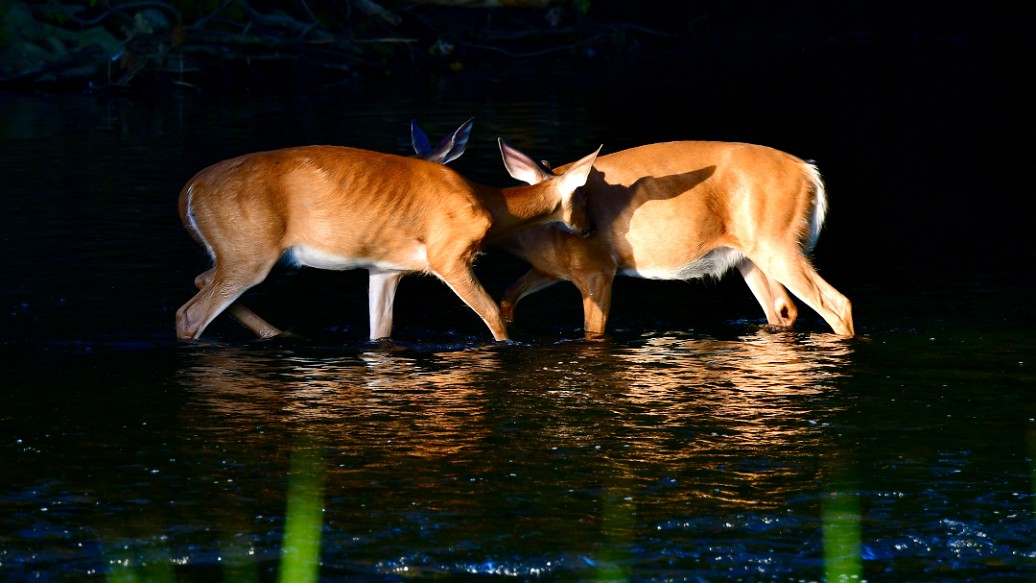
[175,143,601,342]
[497,141,854,337]
[803,162,827,254]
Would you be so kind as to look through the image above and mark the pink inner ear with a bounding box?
[502,143,549,185]
[556,148,599,194]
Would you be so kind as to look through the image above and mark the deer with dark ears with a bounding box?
[176,120,601,342]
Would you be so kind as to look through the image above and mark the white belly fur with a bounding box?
[287,244,429,272]
[620,247,744,281]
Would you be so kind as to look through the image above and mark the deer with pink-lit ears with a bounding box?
[497,141,854,337]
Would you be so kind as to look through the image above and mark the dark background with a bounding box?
[1,0,1033,343]
[2,5,1035,580]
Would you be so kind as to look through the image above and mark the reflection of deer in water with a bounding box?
[178,329,853,517]
[495,142,855,338]
[178,346,503,459]
[557,331,854,509]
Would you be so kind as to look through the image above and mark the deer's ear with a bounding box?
[434,118,473,165]
[413,119,474,164]
[557,145,602,196]
[411,119,432,157]
[499,139,552,185]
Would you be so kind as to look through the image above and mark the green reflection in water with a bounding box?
[278,442,326,583]
[106,547,175,583]
[593,484,635,582]
[822,489,862,583]
[103,440,326,583]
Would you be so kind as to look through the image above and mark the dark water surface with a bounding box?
[2,43,1034,581]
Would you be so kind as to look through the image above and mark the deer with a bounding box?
[175,134,602,342]
[210,119,475,340]
[494,141,855,337]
